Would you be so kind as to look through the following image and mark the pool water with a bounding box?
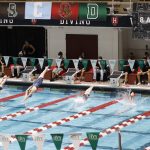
[0,86,149,150]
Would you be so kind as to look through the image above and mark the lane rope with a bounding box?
[8,97,123,142]
[63,111,150,150]
[0,93,81,122]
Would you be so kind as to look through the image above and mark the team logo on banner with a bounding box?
[7,3,18,17]
[59,3,72,19]
[25,2,52,19]
[128,59,135,70]
[111,16,119,26]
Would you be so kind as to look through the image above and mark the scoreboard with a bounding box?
[132,3,150,39]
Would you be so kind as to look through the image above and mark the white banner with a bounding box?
[70,133,82,150]
[25,2,52,19]
[38,58,44,68]
[3,56,9,66]
[90,60,97,80]
[55,59,62,68]
[73,59,79,70]
[128,59,135,70]
[0,134,10,150]
[32,134,45,150]
[147,59,150,66]
[21,57,27,67]
[108,59,116,71]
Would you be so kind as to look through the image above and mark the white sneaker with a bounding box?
[137,82,141,85]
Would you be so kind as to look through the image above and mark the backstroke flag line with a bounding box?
[0,134,10,150]
[16,135,28,150]
[128,59,135,70]
[90,59,97,79]
[109,59,116,72]
[73,59,79,70]
[3,56,9,66]
[21,57,27,67]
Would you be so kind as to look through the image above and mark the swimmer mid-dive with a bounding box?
[82,85,94,101]
[23,66,49,102]
[0,75,8,90]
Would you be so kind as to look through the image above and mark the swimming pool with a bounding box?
[0,86,149,150]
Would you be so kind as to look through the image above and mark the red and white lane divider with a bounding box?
[9,97,123,142]
[145,146,150,150]
[0,88,43,103]
[63,111,150,150]
[0,93,80,122]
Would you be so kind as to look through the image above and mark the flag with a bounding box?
[109,59,116,71]
[21,57,27,67]
[90,59,97,79]
[70,133,82,150]
[3,56,9,66]
[128,59,135,70]
[0,134,10,150]
[73,59,79,70]
[51,2,79,20]
[79,3,107,21]
[16,135,28,150]
[55,59,62,68]
[38,58,44,68]
[51,134,63,150]
[25,2,52,19]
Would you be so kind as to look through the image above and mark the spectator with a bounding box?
[0,55,4,77]
[137,58,150,86]
[128,52,135,60]
[57,51,64,59]
[22,41,35,57]
[144,52,149,59]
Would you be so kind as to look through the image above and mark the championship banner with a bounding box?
[0,134,10,150]
[51,2,79,20]
[73,59,79,70]
[51,134,64,150]
[108,59,116,71]
[87,132,99,150]
[90,59,97,80]
[0,2,25,19]
[128,59,135,70]
[16,135,28,150]
[38,58,44,68]
[79,3,107,21]
[25,2,52,19]
[32,134,45,150]
[55,59,62,68]
[70,133,82,150]
[21,57,27,67]
[3,56,9,66]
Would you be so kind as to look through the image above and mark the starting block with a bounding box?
[109,71,124,87]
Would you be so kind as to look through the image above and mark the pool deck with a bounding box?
[3,77,150,93]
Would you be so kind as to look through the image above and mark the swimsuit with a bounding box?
[33,77,43,88]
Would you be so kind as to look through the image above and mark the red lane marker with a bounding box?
[0,88,43,103]
[0,93,81,122]
[64,110,150,150]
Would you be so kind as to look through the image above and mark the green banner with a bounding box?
[16,135,28,150]
[51,134,63,150]
[13,57,18,65]
[48,59,53,67]
[138,59,144,70]
[79,3,107,21]
[87,132,99,150]
[30,58,36,66]
[100,59,106,69]
[82,59,88,69]
[119,59,126,71]
[64,59,70,69]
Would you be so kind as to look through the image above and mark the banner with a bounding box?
[82,59,88,69]
[32,134,45,150]
[79,3,107,21]
[0,134,10,150]
[30,58,36,66]
[90,59,97,80]
[108,59,116,71]
[99,59,106,69]
[70,133,82,150]
[51,2,79,20]
[55,59,62,68]
[73,59,79,70]
[3,56,9,66]
[16,135,28,150]
[13,57,18,65]
[147,59,150,66]
[38,58,44,68]
[87,132,99,150]
[25,2,52,19]
[119,59,126,71]
[21,57,27,67]
[51,134,63,150]
[48,59,53,67]
[64,59,70,69]
[128,59,135,70]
